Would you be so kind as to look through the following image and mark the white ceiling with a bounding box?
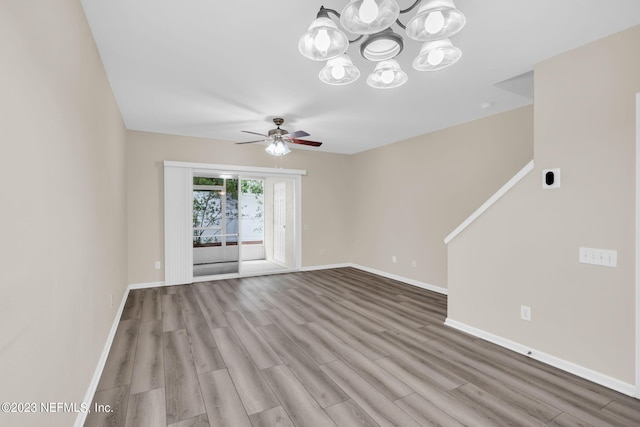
[81,0,640,155]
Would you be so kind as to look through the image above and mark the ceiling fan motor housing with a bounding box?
[269,118,288,137]
[268,128,289,137]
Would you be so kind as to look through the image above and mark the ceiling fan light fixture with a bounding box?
[340,0,400,35]
[405,0,466,42]
[265,138,291,156]
[298,16,349,61]
[412,38,461,71]
[319,54,361,85]
[366,59,407,89]
[360,28,404,61]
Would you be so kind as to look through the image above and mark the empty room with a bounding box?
[2,1,640,426]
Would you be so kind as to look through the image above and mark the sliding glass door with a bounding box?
[164,161,303,284]
[191,174,298,278]
[192,176,239,276]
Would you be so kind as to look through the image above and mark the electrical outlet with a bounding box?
[521,305,531,321]
[411,260,416,267]
[155,261,161,270]
[392,256,397,264]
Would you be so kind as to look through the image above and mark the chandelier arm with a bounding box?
[395,0,423,29]
[399,0,423,14]
[317,6,341,19]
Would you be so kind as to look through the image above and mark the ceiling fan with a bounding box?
[236,118,323,149]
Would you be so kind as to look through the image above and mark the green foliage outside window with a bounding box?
[192,178,264,246]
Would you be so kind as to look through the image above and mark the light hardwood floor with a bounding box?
[85,267,640,426]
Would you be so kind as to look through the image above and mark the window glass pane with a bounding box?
[240,179,264,243]
[226,220,238,244]
[226,179,238,196]
[193,176,224,186]
[193,190,221,229]
[193,228,221,247]
[225,179,239,245]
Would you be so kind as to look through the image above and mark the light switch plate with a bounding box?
[579,247,617,267]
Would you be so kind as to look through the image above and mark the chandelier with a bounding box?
[298,0,466,89]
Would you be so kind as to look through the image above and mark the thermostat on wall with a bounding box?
[542,168,561,189]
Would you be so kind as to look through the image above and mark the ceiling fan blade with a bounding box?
[235,139,264,144]
[286,130,310,139]
[241,130,268,137]
[291,139,322,147]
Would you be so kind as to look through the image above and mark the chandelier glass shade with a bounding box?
[412,38,461,71]
[405,0,466,42]
[298,16,349,61]
[298,0,465,89]
[339,0,400,35]
[366,59,408,89]
[319,54,361,85]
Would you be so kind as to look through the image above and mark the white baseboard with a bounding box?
[300,263,352,272]
[128,281,166,290]
[74,287,131,427]
[445,318,638,398]
[349,264,448,295]
[302,263,447,295]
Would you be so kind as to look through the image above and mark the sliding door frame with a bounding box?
[164,161,306,284]
[635,93,639,396]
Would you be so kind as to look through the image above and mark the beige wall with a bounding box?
[126,131,354,284]
[0,1,127,426]
[127,105,532,288]
[350,106,534,288]
[448,25,640,384]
